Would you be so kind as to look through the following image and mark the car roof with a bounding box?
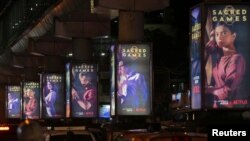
[43,127,96,141]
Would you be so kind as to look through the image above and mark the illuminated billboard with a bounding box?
[42,73,65,118]
[22,82,40,119]
[65,63,71,118]
[6,86,21,118]
[204,5,250,109]
[190,5,202,109]
[71,63,98,118]
[116,43,152,115]
[110,45,116,116]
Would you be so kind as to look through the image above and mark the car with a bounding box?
[114,131,207,141]
[43,126,96,141]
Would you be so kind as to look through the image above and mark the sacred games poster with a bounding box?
[190,5,202,110]
[6,86,21,118]
[65,63,71,118]
[22,82,40,119]
[71,63,98,118]
[116,43,152,116]
[204,5,250,109]
[110,45,116,116]
[42,73,65,119]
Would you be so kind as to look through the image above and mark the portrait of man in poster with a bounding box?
[116,44,151,115]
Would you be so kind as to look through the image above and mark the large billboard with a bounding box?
[204,5,250,109]
[42,73,65,118]
[116,43,152,115]
[22,82,40,119]
[6,86,21,118]
[190,5,202,109]
[71,63,98,118]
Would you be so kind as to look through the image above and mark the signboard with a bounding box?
[110,45,116,116]
[42,73,65,118]
[22,82,40,119]
[71,63,98,117]
[65,63,71,118]
[190,5,202,109]
[6,86,21,118]
[204,5,250,108]
[116,43,152,115]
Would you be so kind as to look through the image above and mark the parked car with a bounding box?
[43,126,96,141]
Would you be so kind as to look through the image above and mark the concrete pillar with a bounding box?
[44,56,65,72]
[72,38,93,62]
[23,68,40,81]
[118,10,144,42]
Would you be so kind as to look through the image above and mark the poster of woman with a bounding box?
[42,74,65,118]
[204,5,250,109]
[22,82,40,119]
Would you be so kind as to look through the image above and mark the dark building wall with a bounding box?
[0,85,6,122]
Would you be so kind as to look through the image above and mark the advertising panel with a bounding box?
[22,82,40,119]
[204,5,250,108]
[110,45,116,116]
[116,43,152,115]
[65,63,71,118]
[6,86,21,118]
[71,63,98,117]
[190,5,202,109]
[42,73,65,118]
